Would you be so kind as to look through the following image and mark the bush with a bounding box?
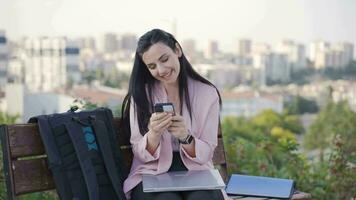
[222,108,356,200]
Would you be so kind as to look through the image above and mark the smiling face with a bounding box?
[142,42,182,87]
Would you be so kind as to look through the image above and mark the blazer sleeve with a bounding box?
[181,89,219,165]
[129,99,161,163]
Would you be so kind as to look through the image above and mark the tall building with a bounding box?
[181,39,197,61]
[8,58,24,84]
[102,33,118,54]
[309,41,330,63]
[0,30,8,88]
[334,42,354,67]
[80,37,96,50]
[310,41,353,69]
[236,39,252,56]
[253,52,290,84]
[22,37,80,92]
[65,40,81,84]
[119,33,137,53]
[276,40,307,72]
[204,40,219,59]
[252,43,271,55]
[310,41,330,69]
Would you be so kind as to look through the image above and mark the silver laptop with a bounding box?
[142,169,226,192]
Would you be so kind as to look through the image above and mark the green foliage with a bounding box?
[290,67,315,85]
[223,105,356,199]
[270,127,296,141]
[0,112,19,125]
[282,115,305,134]
[103,70,130,89]
[284,95,319,115]
[251,109,283,134]
[70,99,99,111]
[18,191,58,200]
[321,61,356,80]
[82,68,130,89]
[304,101,356,162]
[327,135,356,199]
[289,61,356,85]
[222,114,307,192]
[251,109,304,135]
[82,70,96,85]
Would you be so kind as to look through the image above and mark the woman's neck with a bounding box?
[164,83,179,99]
[163,80,179,94]
[163,82,181,113]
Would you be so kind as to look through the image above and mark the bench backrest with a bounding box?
[0,118,228,199]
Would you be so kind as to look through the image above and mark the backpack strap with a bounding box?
[91,119,126,200]
[30,116,74,200]
[102,108,129,178]
[65,121,100,200]
[29,116,62,166]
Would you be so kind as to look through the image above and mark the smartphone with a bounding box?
[154,103,175,115]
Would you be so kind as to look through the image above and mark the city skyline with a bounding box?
[1,0,356,52]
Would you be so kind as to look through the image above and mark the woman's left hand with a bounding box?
[167,115,188,140]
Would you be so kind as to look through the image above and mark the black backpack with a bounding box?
[29,107,127,200]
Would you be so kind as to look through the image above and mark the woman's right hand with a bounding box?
[148,112,173,137]
[146,112,172,154]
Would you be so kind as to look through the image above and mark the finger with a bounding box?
[156,114,173,124]
[151,117,169,131]
[168,126,183,133]
[170,120,184,127]
[171,115,183,122]
[168,124,180,128]
[157,115,173,130]
[152,112,168,121]
[167,127,178,132]
[162,121,173,130]
[151,114,170,125]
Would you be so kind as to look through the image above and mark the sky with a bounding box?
[1,0,355,51]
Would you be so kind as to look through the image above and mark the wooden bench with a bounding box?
[0,118,311,200]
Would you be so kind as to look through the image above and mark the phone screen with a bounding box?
[154,103,175,115]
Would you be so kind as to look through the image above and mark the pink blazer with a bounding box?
[123,78,225,199]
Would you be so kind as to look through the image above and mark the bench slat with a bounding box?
[11,148,133,195]
[12,158,55,195]
[8,124,45,159]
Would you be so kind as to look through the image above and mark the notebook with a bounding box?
[142,169,226,192]
[225,174,295,199]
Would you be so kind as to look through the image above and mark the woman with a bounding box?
[121,29,225,200]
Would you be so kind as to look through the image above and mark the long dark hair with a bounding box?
[121,29,221,136]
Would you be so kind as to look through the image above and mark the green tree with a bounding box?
[251,109,304,135]
[282,115,305,135]
[304,101,356,162]
[0,112,19,125]
[82,70,96,85]
[251,109,283,134]
[284,96,319,115]
[222,107,356,199]
[222,113,310,194]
